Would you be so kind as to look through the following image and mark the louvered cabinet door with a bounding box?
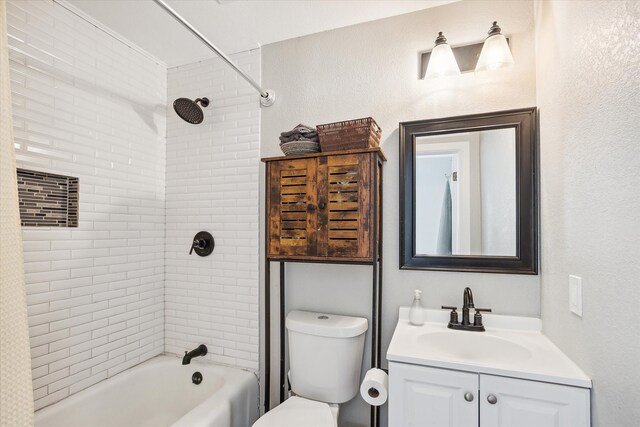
[317,153,372,259]
[268,158,318,257]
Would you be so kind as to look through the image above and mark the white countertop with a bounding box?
[387,308,591,388]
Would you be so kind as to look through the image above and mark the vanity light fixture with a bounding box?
[475,21,515,73]
[420,21,514,79]
[424,32,461,79]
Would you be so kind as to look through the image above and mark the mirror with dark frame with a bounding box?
[399,108,538,274]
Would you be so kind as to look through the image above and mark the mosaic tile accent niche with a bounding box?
[17,169,79,227]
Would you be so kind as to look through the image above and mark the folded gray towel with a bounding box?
[279,132,319,143]
[280,135,319,145]
[280,124,316,138]
[280,138,319,146]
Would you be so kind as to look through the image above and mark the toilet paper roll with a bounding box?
[360,368,389,406]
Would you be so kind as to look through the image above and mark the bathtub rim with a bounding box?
[34,354,259,427]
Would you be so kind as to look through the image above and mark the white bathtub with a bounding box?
[35,355,259,427]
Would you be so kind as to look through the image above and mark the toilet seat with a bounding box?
[252,396,336,427]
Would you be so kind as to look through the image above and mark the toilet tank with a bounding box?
[286,311,368,404]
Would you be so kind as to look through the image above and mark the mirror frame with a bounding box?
[399,107,538,274]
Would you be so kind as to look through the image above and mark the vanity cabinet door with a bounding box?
[389,362,479,427]
[480,375,591,427]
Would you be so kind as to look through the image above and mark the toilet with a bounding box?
[253,310,368,427]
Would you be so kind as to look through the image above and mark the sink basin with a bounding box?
[387,308,592,388]
[416,331,533,364]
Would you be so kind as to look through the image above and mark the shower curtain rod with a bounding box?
[152,0,275,107]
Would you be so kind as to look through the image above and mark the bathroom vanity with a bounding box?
[387,308,591,427]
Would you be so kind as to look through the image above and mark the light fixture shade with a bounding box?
[475,22,514,72]
[425,33,460,79]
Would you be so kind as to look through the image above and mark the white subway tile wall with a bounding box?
[7,0,167,410]
[165,50,260,371]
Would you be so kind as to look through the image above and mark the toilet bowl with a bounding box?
[252,396,338,427]
[252,311,368,427]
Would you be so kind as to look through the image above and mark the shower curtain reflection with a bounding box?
[436,179,453,255]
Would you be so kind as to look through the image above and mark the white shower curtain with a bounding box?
[0,0,35,424]
[436,179,453,255]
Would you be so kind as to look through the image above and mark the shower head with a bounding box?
[173,97,209,124]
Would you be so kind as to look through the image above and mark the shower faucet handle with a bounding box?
[189,231,215,257]
[189,238,207,255]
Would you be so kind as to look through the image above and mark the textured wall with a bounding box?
[261,1,538,425]
[535,1,640,425]
[165,50,260,372]
[7,0,166,410]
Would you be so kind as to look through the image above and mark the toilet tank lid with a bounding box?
[286,311,368,338]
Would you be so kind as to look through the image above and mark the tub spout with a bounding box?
[182,344,208,365]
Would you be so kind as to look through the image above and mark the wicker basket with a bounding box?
[317,117,381,152]
[280,140,320,156]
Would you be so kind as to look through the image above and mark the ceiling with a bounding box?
[65,0,456,68]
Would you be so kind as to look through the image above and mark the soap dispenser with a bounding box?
[409,289,425,326]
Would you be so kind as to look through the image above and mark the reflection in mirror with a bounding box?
[415,128,516,257]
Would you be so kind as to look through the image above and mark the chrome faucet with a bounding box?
[182,344,208,365]
[441,287,491,332]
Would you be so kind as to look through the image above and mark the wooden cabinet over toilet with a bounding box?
[263,148,385,263]
[261,147,385,425]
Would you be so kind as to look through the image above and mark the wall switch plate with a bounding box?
[569,275,583,317]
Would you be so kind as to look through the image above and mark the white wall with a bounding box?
[261,1,538,425]
[479,128,516,255]
[535,1,640,425]
[164,50,260,372]
[7,0,166,410]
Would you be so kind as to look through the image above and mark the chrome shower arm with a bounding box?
[152,0,275,106]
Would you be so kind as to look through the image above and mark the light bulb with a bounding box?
[475,21,515,73]
[424,32,461,79]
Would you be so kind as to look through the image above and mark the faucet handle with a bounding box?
[441,306,459,325]
[473,308,491,327]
